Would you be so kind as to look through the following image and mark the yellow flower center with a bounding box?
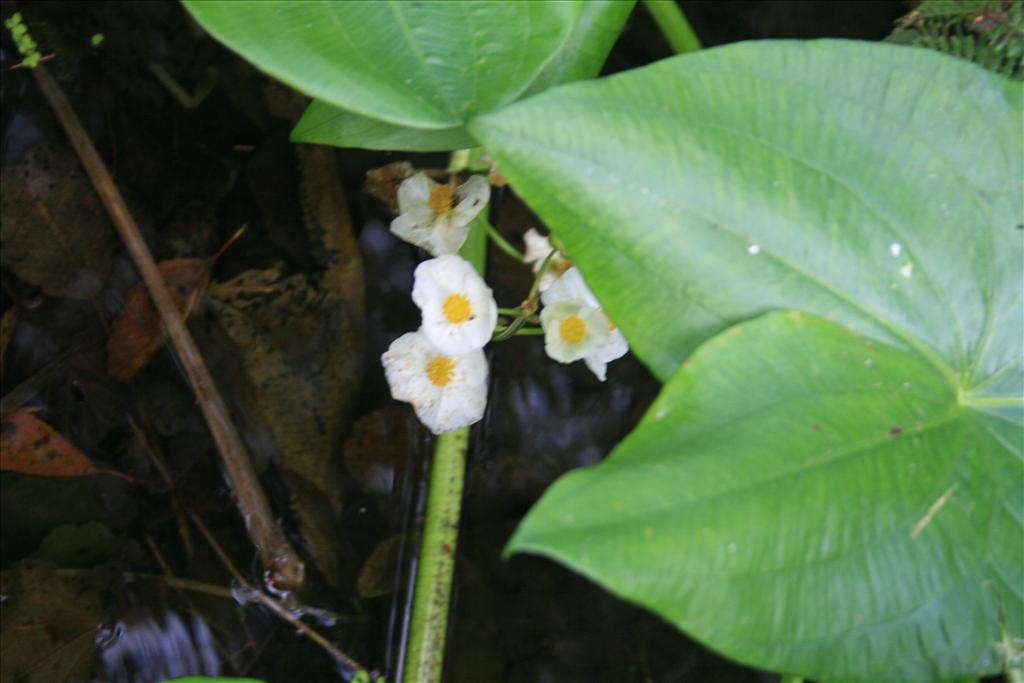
[426,355,456,387]
[607,318,617,333]
[559,314,586,344]
[428,184,455,215]
[442,293,473,324]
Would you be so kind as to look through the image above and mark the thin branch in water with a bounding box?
[187,511,371,678]
[31,64,305,591]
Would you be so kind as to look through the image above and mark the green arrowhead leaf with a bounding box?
[291,103,476,151]
[289,1,635,152]
[470,40,1022,387]
[510,311,1022,681]
[523,0,637,96]
[472,40,1023,680]
[183,0,581,129]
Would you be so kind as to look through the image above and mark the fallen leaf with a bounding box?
[356,534,406,599]
[208,264,357,588]
[200,146,364,588]
[0,409,130,481]
[0,563,103,683]
[106,228,243,382]
[0,144,115,298]
[343,407,413,496]
[32,521,121,568]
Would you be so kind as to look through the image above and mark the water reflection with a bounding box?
[98,610,220,683]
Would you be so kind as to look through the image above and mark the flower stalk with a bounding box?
[485,221,525,261]
[401,199,487,683]
[401,427,469,683]
[643,0,702,54]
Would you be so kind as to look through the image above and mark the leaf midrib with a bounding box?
[538,407,965,541]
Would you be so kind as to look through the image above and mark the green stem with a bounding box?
[643,0,702,53]
[447,148,472,172]
[485,222,526,261]
[528,249,558,302]
[491,317,527,342]
[460,213,488,278]
[403,176,486,683]
[497,307,522,316]
[512,327,544,336]
[402,428,468,683]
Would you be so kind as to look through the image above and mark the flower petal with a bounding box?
[397,173,435,212]
[413,255,497,355]
[382,331,436,403]
[523,228,553,266]
[390,205,440,252]
[541,266,599,308]
[431,213,472,255]
[540,300,610,363]
[584,355,609,382]
[381,329,489,435]
[451,174,489,225]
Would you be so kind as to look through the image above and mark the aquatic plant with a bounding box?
[182,2,1023,682]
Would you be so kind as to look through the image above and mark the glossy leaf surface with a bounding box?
[523,0,636,95]
[471,40,1023,386]
[510,312,1022,681]
[474,40,1023,681]
[291,103,476,151]
[290,0,635,152]
[183,0,581,129]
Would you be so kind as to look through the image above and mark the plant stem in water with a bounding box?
[403,190,486,683]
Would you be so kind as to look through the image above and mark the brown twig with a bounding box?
[55,568,236,600]
[129,416,194,559]
[187,511,369,676]
[31,65,305,590]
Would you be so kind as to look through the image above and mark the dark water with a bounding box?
[1,2,911,682]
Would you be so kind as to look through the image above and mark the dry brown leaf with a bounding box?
[356,534,405,599]
[0,409,130,481]
[0,145,115,298]
[364,161,413,212]
[0,564,103,683]
[343,407,413,496]
[199,146,364,588]
[209,265,358,587]
[106,228,243,382]
[105,257,213,381]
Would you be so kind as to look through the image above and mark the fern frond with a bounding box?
[887,0,1024,79]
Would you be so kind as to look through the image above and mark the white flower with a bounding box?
[382,330,488,435]
[584,323,629,382]
[541,265,599,308]
[523,228,571,292]
[540,267,629,381]
[540,299,610,364]
[390,173,489,256]
[413,254,497,355]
